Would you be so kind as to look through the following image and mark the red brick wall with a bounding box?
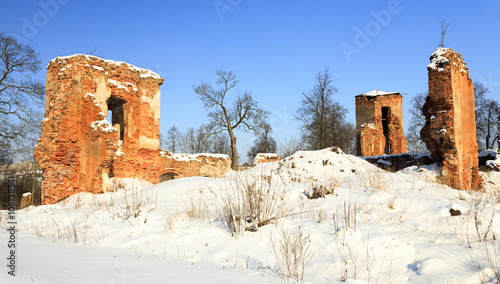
[159,151,231,178]
[356,93,406,156]
[35,55,231,204]
[421,48,481,190]
[253,153,280,166]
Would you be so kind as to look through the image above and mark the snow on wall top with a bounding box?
[255,153,280,158]
[49,54,162,80]
[160,150,230,162]
[428,47,451,72]
[479,149,498,158]
[90,119,117,133]
[356,90,400,97]
[253,153,280,164]
[361,123,377,130]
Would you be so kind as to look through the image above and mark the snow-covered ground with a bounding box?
[1,148,500,283]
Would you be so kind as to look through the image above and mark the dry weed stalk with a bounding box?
[115,180,158,220]
[364,174,389,191]
[448,191,500,283]
[387,196,397,210]
[305,177,339,199]
[184,193,211,222]
[217,171,289,236]
[336,239,358,282]
[269,227,313,281]
[333,201,357,241]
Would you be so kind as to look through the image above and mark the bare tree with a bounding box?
[406,92,429,153]
[0,147,13,165]
[210,132,231,156]
[174,125,231,156]
[180,125,212,154]
[278,136,303,159]
[159,133,167,149]
[165,125,181,153]
[295,68,354,152]
[474,82,499,150]
[0,32,44,153]
[439,19,451,48]
[337,121,357,155]
[194,69,268,169]
[247,123,277,163]
[86,47,104,58]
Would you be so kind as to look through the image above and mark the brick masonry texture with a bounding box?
[421,48,481,191]
[355,92,407,156]
[35,55,230,204]
[253,153,281,166]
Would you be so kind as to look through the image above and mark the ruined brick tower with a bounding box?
[355,90,407,156]
[35,55,230,204]
[421,48,481,190]
[35,55,165,204]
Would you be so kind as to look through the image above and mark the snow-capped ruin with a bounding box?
[252,153,281,166]
[355,90,407,156]
[35,55,231,204]
[421,48,482,191]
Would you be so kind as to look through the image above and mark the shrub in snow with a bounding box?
[304,181,337,199]
[269,227,313,281]
[217,172,289,236]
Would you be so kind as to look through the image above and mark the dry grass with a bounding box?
[305,177,339,199]
[106,179,158,220]
[269,227,313,281]
[336,237,359,282]
[465,195,499,283]
[28,178,157,244]
[164,210,178,230]
[445,191,500,283]
[364,174,390,191]
[217,171,290,237]
[464,195,497,245]
[387,196,397,210]
[30,208,105,245]
[182,190,212,222]
[468,240,500,283]
[332,201,357,242]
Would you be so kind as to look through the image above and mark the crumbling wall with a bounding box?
[253,153,281,166]
[421,48,481,190]
[363,153,434,172]
[159,151,231,179]
[35,55,164,204]
[359,120,384,156]
[35,55,231,204]
[355,91,407,156]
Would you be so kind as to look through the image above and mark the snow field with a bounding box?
[1,148,499,283]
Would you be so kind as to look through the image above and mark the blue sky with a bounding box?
[1,0,499,159]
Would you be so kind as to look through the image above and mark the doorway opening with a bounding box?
[107,96,126,144]
[381,107,391,155]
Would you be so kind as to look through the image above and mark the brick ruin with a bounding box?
[355,91,407,156]
[252,153,281,166]
[159,151,232,181]
[35,55,230,204]
[420,48,481,190]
